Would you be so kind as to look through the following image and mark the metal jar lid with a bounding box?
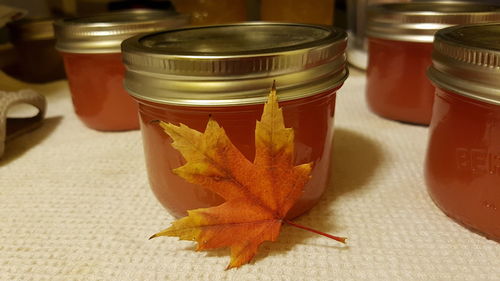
[121,22,348,107]
[8,18,56,42]
[54,9,189,54]
[427,23,500,106]
[366,2,500,43]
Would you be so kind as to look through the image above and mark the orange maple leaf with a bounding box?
[151,84,346,269]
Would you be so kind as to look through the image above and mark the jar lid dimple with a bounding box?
[428,23,500,105]
[54,9,189,54]
[121,23,348,107]
[366,1,500,43]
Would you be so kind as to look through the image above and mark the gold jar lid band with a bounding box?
[428,23,500,105]
[367,2,500,43]
[54,9,189,54]
[122,23,348,107]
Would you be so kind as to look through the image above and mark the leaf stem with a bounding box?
[284,219,347,244]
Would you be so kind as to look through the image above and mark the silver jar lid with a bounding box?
[54,9,189,54]
[428,23,500,106]
[121,22,348,107]
[366,2,500,43]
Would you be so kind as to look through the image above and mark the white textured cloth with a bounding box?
[0,69,498,281]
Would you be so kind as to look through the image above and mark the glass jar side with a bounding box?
[425,87,500,241]
[136,88,340,219]
[61,52,139,131]
[366,37,435,125]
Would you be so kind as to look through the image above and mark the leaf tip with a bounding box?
[225,261,242,270]
[270,81,278,100]
[158,120,170,131]
[149,233,159,240]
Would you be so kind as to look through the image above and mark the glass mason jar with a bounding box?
[365,2,500,125]
[426,23,500,241]
[121,23,348,219]
[5,17,66,83]
[54,10,188,131]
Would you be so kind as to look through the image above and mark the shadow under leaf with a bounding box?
[253,127,383,264]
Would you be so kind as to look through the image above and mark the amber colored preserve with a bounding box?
[425,88,500,241]
[61,52,139,131]
[53,10,189,131]
[138,89,338,219]
[366,38,435,125]
[365,2,500,125]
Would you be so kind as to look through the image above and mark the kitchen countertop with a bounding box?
[1,68,498,280]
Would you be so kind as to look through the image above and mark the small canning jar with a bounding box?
[366,2,500,125]
[54,10,188,131]
[426,24,500,241]
[5,17,65,83]
[121,23,348,218]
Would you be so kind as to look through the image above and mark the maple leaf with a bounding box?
[151,83,346,269]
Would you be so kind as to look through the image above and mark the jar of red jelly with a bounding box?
[426,23,500,241]
[54,10,188,131]
[5,17,66,83]
[121,23,348,218]
[366,2,500,125]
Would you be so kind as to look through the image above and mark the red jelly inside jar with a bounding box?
[122,23,348,218]
[425,88,500,241]
[61,52,139,131]
[365,2,500,125]
[426,23,500,241]
[366,38,435,125]
[53,10,189,131]
[138,88,339,219]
